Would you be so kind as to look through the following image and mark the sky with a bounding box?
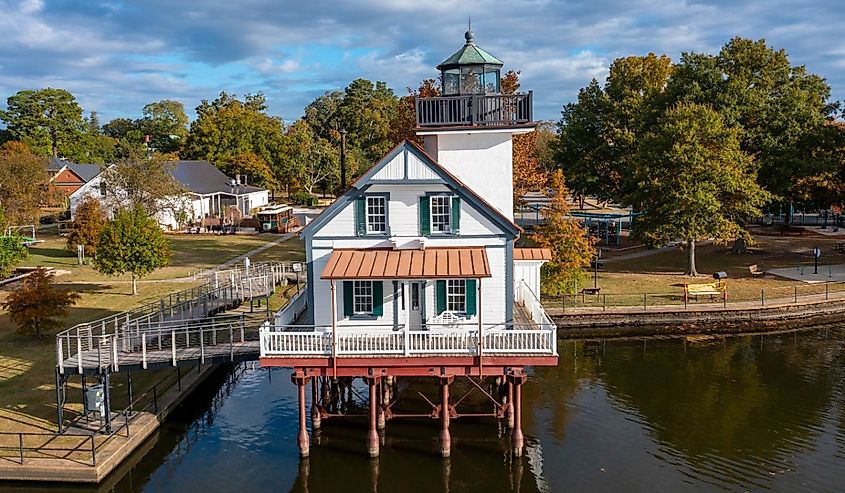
[0,0,843,124]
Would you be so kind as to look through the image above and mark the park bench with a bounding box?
[748,264,765,277]
[683,281,727,302]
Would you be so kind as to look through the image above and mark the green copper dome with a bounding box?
[436,30,504,71]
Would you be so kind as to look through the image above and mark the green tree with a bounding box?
[221,152,278,191]
[184,92,285,173]
[283,120,340,196]
[0,88,84,157]
[62,111,117,164]
[1,269,80,338]
[99,157,186,217]
[532,170,594,295]
[0,141,52,224]
[666,38,839,205]
[94,207,171,295]
[0,232,29,278]
[67,196,106,257]
[140,99,189,154]
[629,102,772,276]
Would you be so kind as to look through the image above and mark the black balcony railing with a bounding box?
[415,91,533,128]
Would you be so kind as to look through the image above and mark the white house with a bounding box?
[70,160,270,229]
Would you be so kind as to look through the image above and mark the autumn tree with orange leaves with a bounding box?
[532,169,594,295]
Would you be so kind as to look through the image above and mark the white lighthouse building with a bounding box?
[260,30,556,459]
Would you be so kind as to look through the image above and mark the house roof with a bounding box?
[321,248,491,280]
[66,163,103,182]
[437,30,504,70]
[513,248,552,261]
[168,160,265,195]
[302,140,521,238]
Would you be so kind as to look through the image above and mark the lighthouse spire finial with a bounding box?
[465,17,475,45]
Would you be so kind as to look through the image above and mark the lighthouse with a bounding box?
[260,30,555,460]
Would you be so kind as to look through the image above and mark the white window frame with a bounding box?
[446,279,466,313]
[353,281,374,315]
[365,195,387,235]
[430,195,452,234]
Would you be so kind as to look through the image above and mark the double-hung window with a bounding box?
[430,196,452,234]
[353,281,374,315]
[446,280,466,313]
[366,196,387,234]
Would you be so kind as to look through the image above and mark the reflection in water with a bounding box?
[3,328,845,493]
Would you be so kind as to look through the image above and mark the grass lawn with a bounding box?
[0,232,305,435]
[545,229,845,307]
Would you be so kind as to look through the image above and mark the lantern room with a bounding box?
[437,29,504,95]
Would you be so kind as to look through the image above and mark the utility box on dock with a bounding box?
[85,384,105,416]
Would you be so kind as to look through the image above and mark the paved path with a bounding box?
[602,240,713,264]
[216,230,299,270]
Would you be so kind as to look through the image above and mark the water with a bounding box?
[5,328,845,492]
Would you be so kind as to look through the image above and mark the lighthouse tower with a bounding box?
[415,28,536,220]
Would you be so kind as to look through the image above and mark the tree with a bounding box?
[94,207,171,295]
[66,197,106,257]
[0,232,29,278]
[185,92,285,173]
[99,156,186,217]
[221,152,278,191]
[1,269,80,339]
[0,141,52,225]
[283,120,339,195]
[140,100,189,154]
[667,38,839,205]
[532,170,594,295]
[62,112,117,164]
[0,88,84,157]
[628,102,772,276]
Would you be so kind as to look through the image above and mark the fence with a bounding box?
[1,364,188,466]
[546,279,845,312]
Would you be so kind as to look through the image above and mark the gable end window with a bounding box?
[420,195,461,236]
[366,196,387,234]
[356,195,389,236]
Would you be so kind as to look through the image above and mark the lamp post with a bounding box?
[593,249,602,290]
[813,246,821,274]
[339,129,348,194]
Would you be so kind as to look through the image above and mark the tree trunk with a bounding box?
[132,273,138,296]
[687,240,698,276]
[732,237,748,254]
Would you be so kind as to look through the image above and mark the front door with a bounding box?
[408,281,423,330]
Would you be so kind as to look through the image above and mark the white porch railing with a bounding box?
[260,324,556,358]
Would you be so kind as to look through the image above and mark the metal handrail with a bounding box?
[415,92,533,127]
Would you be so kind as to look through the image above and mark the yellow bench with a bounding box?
[684,282,727,301]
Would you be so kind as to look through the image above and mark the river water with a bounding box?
[6,328,845,492]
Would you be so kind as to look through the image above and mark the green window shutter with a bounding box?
[355,196,366,236]
[372,281,383,317]
[451,196,461,235]
[419,196,430,236]
[343,281,354,317]
[436,280,446,314]
[465,279,476,316]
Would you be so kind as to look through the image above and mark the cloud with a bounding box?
[0,0,842,123]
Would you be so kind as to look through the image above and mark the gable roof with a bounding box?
[67,163,103,182]
[168,160,265,195]
[302,140,521,237]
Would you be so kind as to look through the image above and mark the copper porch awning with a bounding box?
[513,248,552,261]
[321,248,491,280]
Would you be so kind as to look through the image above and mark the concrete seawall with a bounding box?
[552,296,845,338]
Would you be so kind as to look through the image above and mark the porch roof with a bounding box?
[321,248,491,280]
[513,248,552,261]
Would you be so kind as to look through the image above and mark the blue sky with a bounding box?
[0,0,843,124]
